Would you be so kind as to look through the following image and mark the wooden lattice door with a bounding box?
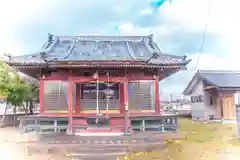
[222,96,236,120]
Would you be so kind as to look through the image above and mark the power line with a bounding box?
[195,0,213,70]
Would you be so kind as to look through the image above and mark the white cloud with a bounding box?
[140,8,153,15]
[0,0,239,97]
[0,0,123,54]
[168,0,239,37]
[117,23,178,38]
[135,0,240,97]
[161,51,240,97]
[117,23,153,35]
[189,53,240,71]
[0,0,49,25]
[139,0,240,36]
[0,0,52,54]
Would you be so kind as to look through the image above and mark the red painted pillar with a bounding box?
[123,77,131,134]
[119,83,125,114]
[75,84,80,113]
[155,76,160,113]
[67,80,73,135]
[39,79,44,113]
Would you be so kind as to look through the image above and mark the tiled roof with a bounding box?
[183,70,240,95]
[198,70,240,88]
[6,34,191,67]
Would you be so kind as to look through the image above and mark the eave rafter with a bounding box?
[203,85,217,90]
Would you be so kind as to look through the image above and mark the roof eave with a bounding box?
[218,87,240,91]
[7,59,190,67]
[8,63,187,69]
[183,72,199,95]
[184,59,192,65]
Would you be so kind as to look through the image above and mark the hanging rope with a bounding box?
[94,70,100,124]
[195,0,212,70]
[96,71,99,116]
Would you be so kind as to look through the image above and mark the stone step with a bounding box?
[73,127,124,136]
[74,132,124,136]
[68,150,127,157]
[66,147,128,159]
[71,155,121,160]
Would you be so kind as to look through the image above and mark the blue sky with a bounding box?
[0,0,239,100]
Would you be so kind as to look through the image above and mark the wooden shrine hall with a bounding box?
[5,34,191,136]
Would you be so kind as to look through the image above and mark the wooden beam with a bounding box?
[41,74,155,82]
[38,112,165,118]
[204,86,217,90]
[75,84,80,113]
[67,79,73,135]
[123,78,129,111]
[119,83,125,114]
[127,75,155,81]
[40,75,68,80]
[70,76,122,83]
[71,75,155,82]
[219,91,224,120]
[155,74,160,113]
[39,79,44,113]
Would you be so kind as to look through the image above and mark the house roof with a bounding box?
[183,70,240,95]
[198,70,240,87]
[18,72,39,86]
[5,34,191,68]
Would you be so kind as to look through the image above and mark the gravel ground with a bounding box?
[0,128,55,160]
[1,125,240,160]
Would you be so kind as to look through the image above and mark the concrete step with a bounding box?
[69,150,127,157]
[67,148,127,160]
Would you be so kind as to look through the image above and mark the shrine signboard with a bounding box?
[80,83,119,100]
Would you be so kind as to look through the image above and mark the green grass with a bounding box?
[123,118,240,160]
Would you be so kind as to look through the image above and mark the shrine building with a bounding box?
[5,34,191,136]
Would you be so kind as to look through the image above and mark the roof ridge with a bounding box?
[158,52,187,60]
[50,34,153,42]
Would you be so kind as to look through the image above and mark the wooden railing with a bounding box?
[18,114,178,134]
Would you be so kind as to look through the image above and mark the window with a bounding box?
[199,95,204,102]
[210,96,215,105]
[191,96,198,103]
[191,95,204,103]
[210,96,213,105]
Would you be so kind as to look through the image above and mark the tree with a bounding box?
[23,84,39,114]
[0,60,38,126]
